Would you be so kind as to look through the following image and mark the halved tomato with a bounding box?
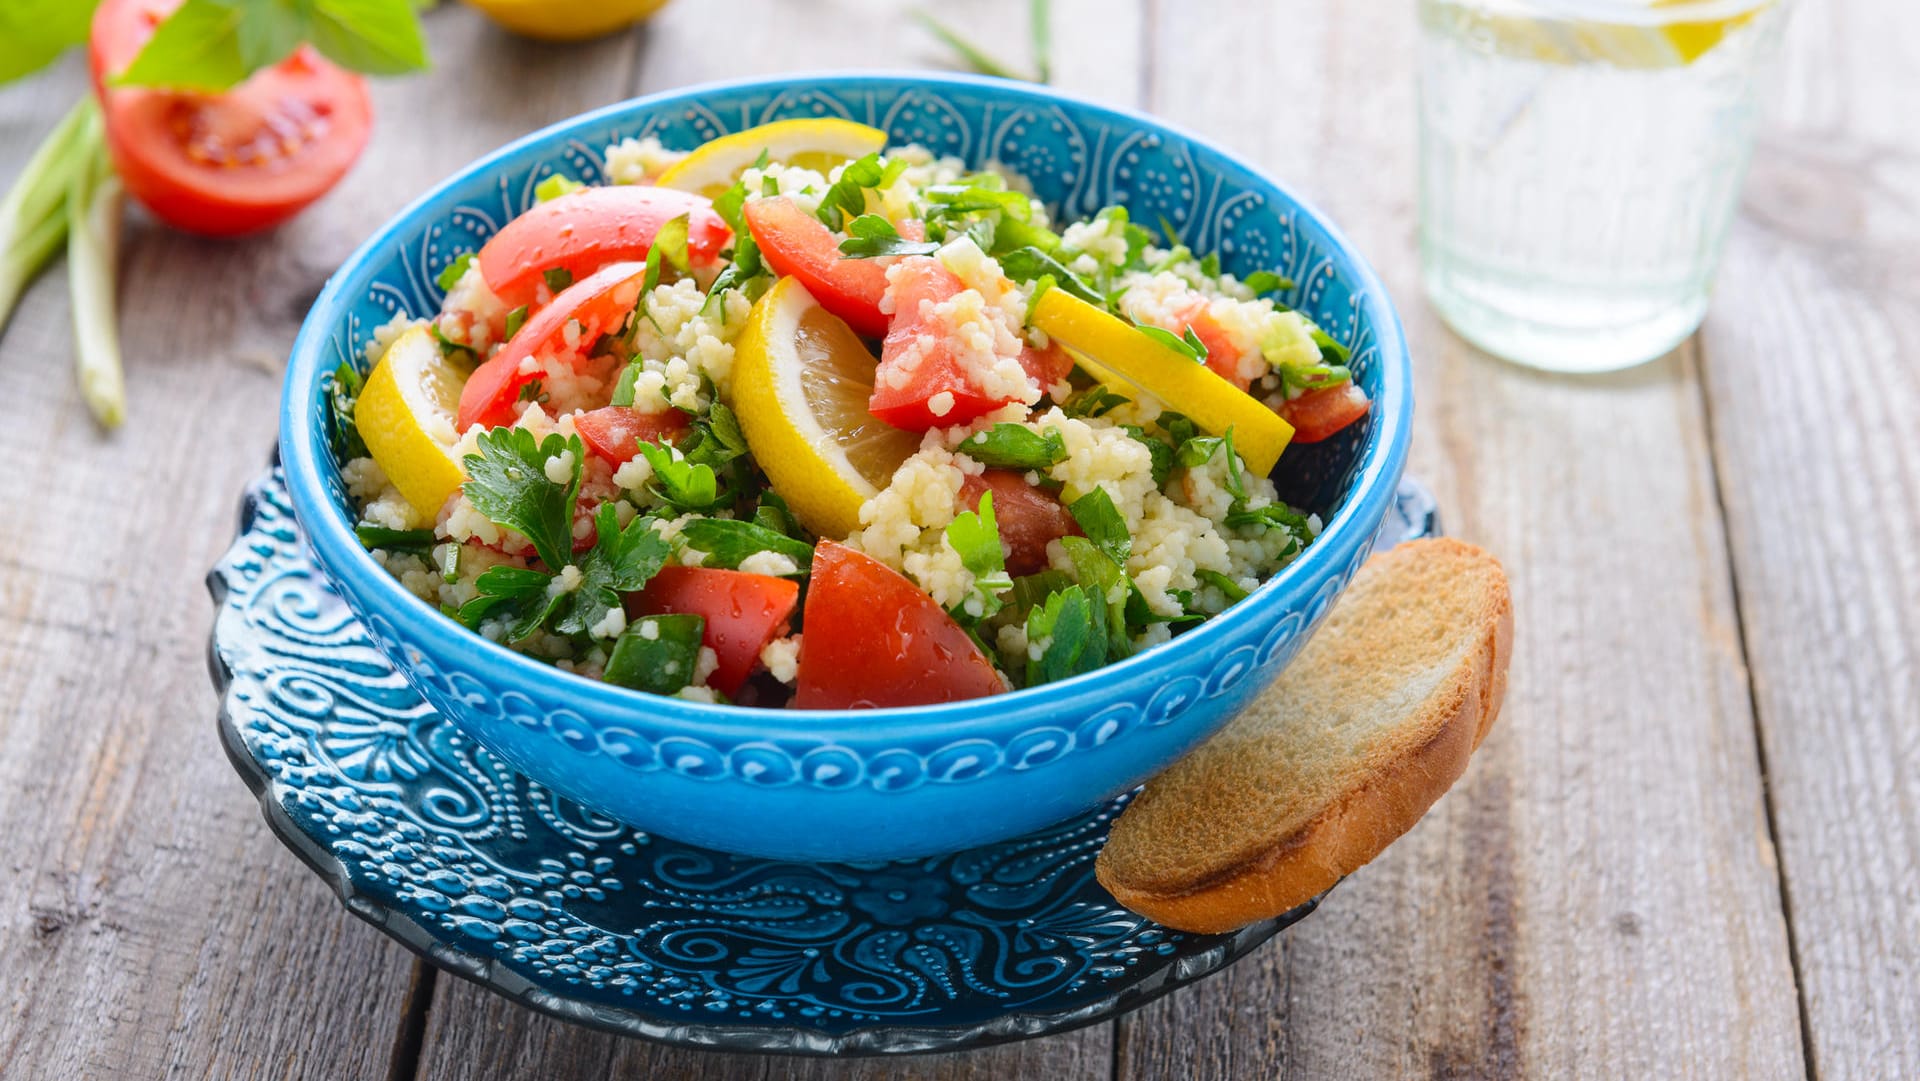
[960,470,1077,577]
[575,405,690,466]
[89,0,372,236]
[1276,383,1371,443]
[793,542,1005,709]
[477,185,730,311]
[626,566,799,696]
[743,196,891,338]
[457,261,645,430]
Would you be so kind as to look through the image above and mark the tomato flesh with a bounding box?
[1173,299,1254,390]
[793,542,1005,709]
[868,256,1033,432]
[478,185,730,311]
[575,406,690,466]
[743,197,891,338]
[457,261,645,431]
[90,0,371,236]
[1277,383,1372,443]
[1019,340,1074,391]
[626,567,798,696]
[960,471,1077,577]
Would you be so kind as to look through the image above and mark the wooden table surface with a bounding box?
[1,1,1913,1077]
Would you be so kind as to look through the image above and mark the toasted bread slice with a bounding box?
[1096,538,1512,933]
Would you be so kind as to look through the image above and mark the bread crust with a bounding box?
[1096,541,1513,933]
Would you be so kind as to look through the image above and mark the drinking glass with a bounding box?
[1417,0,1791,372]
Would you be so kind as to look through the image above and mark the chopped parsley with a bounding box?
[677,519,812,572]
[329,361,367,460]
[435,253,473,292]
[1135,322,1208,363]
[461,428,581,571]
[838,214,940,259]
[354,525,434,553]
[815,152,892,231]
[604,613,706,695]
[1242,269,1294,295]
[955,423,1067,470]
[503,304,528,340]
[1067,488,1129,567]
[534,174,586,202]
[542,267,573,293]
[945,490,1013,623]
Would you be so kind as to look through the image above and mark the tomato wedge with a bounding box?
[89,0,372,236]
[868,256,1038,431]
[1276,383,1372,443]
[457,261,644,431]
[793,542,1005,709]
[960,471,1077,577]
[575,405,690,466]
[626,567,799,697]
[1174,299,1255,390]
[1020,339,1074,390]
[743,197,891,338]
[477,185,730,311]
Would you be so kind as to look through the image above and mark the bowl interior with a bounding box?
[282,72,1410,731]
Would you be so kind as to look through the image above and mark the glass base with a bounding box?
[1423,261,1706,374]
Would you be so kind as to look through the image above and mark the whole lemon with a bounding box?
[462,0,674,42]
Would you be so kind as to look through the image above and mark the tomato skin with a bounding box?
[90,0,372,236]
[868,256,1030,431]
[457,261,645,430]
[743,197,891,338]
[575,406,690,465]
[625,567,799,696]
[1276,383,1372,443]
[960,471,1077,577]
[793,542,1006,709]
[477,186,730,311]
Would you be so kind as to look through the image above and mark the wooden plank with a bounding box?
[1113,1,1807,1077]
[409,0,1140,1075]
[0,8,641,1079]
[1699,1,1920,1075]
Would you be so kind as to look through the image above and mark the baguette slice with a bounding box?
[1097,538,1512,933]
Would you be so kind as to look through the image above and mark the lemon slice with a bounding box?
[1429,0,1767,68]
[354,326,470,526]
[655,119,890,200]
[1031,289,1294,476]
[733,277,919,539]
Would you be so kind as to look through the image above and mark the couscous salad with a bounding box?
[332,119,1370,710]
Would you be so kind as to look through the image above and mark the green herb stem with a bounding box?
[65,107,126,430]
[0,96,93,335]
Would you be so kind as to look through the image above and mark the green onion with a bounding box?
[66,106,124,429]
[0,98,93,335]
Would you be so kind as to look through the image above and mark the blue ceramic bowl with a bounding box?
[280,72,1411,862]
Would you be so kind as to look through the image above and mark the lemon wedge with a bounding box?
[460,0,672,42]
[1427,0,1767,68]
[733,277,919,539]
[354,326,470,527]
[1030,289,1293,476]
[655,119,890,200]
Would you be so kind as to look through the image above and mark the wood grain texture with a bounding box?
[1701,2,1920,1075]
[408,1,1139,1072]
[0,8,640,1079]
[1114,1,1806,1077]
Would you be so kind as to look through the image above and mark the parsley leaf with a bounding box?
[1242,269,1294,295]
[815,152,887,231]
[751,491,802,538]
[431,322,476,360]
[1223,502,1315,553]
[552,504,672,638]
[1057,535,1132,659]
[435,252,473,292]
[634,441,724,513]
[1195,569,1250,604]
[457,566,561,643]
[838,214,940,259]
[1025,586,1108,685]
[1061,384,1130,419]
[535,174,586,202]
[330,361,368,460]
[543,267,573,293]
[1136,322,1208,362]
[0,0,94,84]
[678,519,812,572]
[604,613,706,695]
[999,246,1103,306]
[955,424,1067,470]
[503,305,528,340]
[1067,488,1130,566]
[1123,424,1176,487]
[355,524,435,553]
[461,428,581,571]
[946,491,1013,622]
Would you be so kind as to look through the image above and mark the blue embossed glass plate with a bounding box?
[210,468,1437,1055]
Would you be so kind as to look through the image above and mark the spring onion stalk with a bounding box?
[0,97,94,335]
[911,10,1028,81]
[66,105,125,429]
